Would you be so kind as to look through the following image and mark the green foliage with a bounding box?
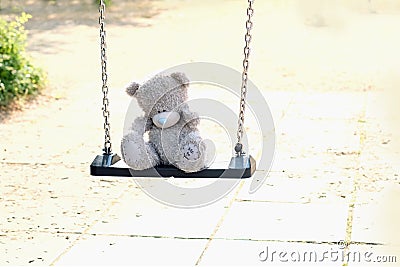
[0,13,46,107]
[96,0,111,7]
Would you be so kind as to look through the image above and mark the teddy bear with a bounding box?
[121,72,209,173]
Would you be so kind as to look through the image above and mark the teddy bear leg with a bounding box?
[174,133,208,173]
[121,132,160,170]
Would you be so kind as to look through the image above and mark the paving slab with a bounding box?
[0,231,79,266]
[54,235,207,265]
[260,91,295,123]
[278,117,361,153]
[365,91,400,122]
[214,200,348,243]
[237,171,353,204]
[0,163,133,234]
[360,119,400,179]
[198,239,345,266]
[86,184,235,239]
[272,115,361,175]
[284,92,365,121]
[351,184,400,247]
[272,150,360,176]
[0,162,133,199]
[2,195,111,233]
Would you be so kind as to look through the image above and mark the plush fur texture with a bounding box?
[121,72,208,173]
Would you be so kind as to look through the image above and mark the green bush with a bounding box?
[0,13,46,107]
[96,0,111,7]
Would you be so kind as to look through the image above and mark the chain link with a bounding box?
[99,0,112,154]
[235,0,254,155]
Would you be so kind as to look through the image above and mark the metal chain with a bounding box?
[99,0,112,154]
[235,0,254,155]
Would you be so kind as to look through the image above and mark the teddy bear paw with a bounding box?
[174,140,207,173]
[182,142,200,161]
[121,134,160,170]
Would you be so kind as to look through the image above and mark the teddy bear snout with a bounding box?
[152,111,181,129]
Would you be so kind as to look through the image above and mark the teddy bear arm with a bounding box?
[131,116,152,134]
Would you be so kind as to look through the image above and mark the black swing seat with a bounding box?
[90,153,256,178]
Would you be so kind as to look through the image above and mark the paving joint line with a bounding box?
[235,198,310,204]
[10,229,383,247]
[343,90,368,263]
[194,180,245,265]
[0,161,88,166]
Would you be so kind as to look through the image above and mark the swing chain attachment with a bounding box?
[235,0,254,156]
[99,0,112,155]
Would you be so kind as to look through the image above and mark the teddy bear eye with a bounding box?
[163,109,167,112]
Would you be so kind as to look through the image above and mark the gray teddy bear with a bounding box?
[121,72,208,173]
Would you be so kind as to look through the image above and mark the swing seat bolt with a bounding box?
[235,143,243,153]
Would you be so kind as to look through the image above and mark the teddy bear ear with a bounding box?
[171,72,189,86]
[126,82,140,96]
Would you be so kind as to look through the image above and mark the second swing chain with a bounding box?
[235,0,255,155]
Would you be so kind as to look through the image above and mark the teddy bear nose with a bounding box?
[152,111,180,129]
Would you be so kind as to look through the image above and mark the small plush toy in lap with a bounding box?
[121,72,208,173]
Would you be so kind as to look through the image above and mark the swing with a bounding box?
[90,0,256,178]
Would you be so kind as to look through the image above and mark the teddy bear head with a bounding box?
[126,72,190,129]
